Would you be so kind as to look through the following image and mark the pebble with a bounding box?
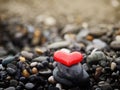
[33,56,48,62]
[6,67,16,75]
[47,41,70,49]
[95,67,103,79]
[64,34,76,41]
[4,87,15,90]
[34,48,43,55]
[56,83,62,90]
[2,56,15,66]
[111,62,117,70]
[25,83,34,89]
[32,67,38,74]
[98,81,112,90]
[76,29,89,40]
[10,79,18,87]
[39,68,52,76]
[21,51,33,59]
[115,35,120,41]
[48,76,56,84]
[62,24,78,34]
[110,41,120,49]
[89,27,108,37]
[53,63,89,87]
[87,51,107,65]
[19,56,26,62]
[30,62,38,67]
[92,39,107,49]
[44,16,56,26]
[0,64,4,70]
[22,69,30,77]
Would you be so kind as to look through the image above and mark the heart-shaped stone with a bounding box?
[54,50,83,66]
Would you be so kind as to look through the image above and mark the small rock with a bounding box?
[87,51,107,65]
[62,24,78,34]
[89,27,108,37]
[10,79,18,87]
[111,62,117,70]
[56,83,62,90]
[39,68,52,76]
[6,67,16,75]
[76,29,89,41]
[21,51,33,59]
[110,41,120,50]
[93,39,107,49]
[30,62,38,67]
[98,81,112,90]
[25,83,34,89]
[95,67,103,79]
[22,69,30,77]
[5,87,15,90]
[32,67,38,74]
[47,41,70,49]
[19,56,26,62]
[2,56,15,66]
[115,35,120,41]
[35,48,43,55]
[48,76,56,84]
[33,56,48,62]
[0,64,4,70]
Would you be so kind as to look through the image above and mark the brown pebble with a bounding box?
[35,48,43,55]
[19,56,26,62]
[32,67,38,74]
[22,69,30,77]
[86,35,94,41]
[95,67,103,79]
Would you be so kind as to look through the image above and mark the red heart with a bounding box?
[54,50,83,66]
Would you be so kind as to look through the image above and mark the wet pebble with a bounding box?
[25,83,34,89]
[110,41,120,50]
[48,76,56,84]
[39,68,52,76]
[111,62,117,71]
[92,39,107,49]
[47,41,70,49]
[87,51,107,66]
[2,56,15,66]
[5,87,15,90]
[10,79,18,87]
[30,62,38,67]
[33,56,48,62]
[98,81,112,90]
[6,67,16,75]
[21,51,33,59]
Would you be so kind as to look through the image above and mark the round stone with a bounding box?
[25,83,34,89]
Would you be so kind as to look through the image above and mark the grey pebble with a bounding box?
[111,62,117,71]
[48,76,56,84]
[47,41,70,49]
[39,68,52,75]
[87,51,107,65]
[110,41,120,50]
[98,81,112,90]
[4,87,15,90]
[93,39,107,49]
[33,56,48,62]
[10,79,18,87]
[21,51,33,59]
[25,83,34,89]
[30,62,38,67]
